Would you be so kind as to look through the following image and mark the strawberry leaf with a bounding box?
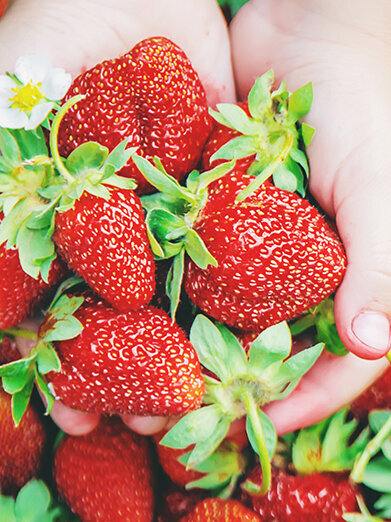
[273,163,299,193]
[160,404,224,449]
[34,368,55,415]
[185,416,232,468]
[374,493,391,519]
[0,128,21,165]
[11,370,35,426]
[8,127,48,158]
[301,122,316,146]
[246,409,277,459]
[248,70,274,119]
[184,229,217,269]
[0,354,36,394]
[363,456,391,493]
[287,82,313,123]
[65,142,109,173]
[213,103,261,135]
[34,342,61,374]
[210,135,258,162]
[247,321,292,373]
[102,141,136,180]
[166,249,185,319]
[369,410,391,460]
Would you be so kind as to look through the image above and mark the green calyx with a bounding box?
[0,95,136,282]
[0,276,85,426]
[0,479,77,522]
[290,297,349,356]
[137,155,235,318]
[209,70,314,199]
[160,315,323,495]
[292,408,370,474]
[179,441,247,498]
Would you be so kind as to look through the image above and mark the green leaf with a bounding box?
[0,128,21,165]
[65,142,109,174]
[247,70,274,119]
[210,135,258,162]
[273,164,298,193]
[369,410,391,460]
[190,315,238,382]
[166,250,185,319]
[0,354,36,394]
[246,409,277,458]
[374,493,391,518]
[289,147,309,177]
[247,321,292,375]
[0,495,16,522]
[186,416,232,468]
[35,342,61,374]
[34,369,55,415]
[132,154,196,204]
[160,404,223,449]
[11,371,35,426]
[102,141,136,179]
[8,127,48,158]
[288,82,313,123]
[15,219,56,280]
[301,122,316,147]
[272,343,323,392]
[363,456,391,493]
[215,322,249,374]
[195,160,236,193]
[84,182,111,200]
[102,174,137,191]
[213,103,260,135]
[15,480,51,520]
[184,229,217,269]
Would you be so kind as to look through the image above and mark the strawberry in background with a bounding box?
[0,0,8,19]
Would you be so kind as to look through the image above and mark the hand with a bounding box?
[228,0,391,431]
[2,0,234,436]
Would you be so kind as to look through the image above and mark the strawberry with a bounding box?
[179,498,262,522]
[243,467,358,521]
[54,417,154,522]
[184,181,346,331]
[0,389,46,495]
[157,482,208,522]
[53,186,156,312]
[350,366,391,419]
[0,335,20,364]
[0,229,66,330]
[0,0,8,19]
[58,37,212,194]
[46,291,204,416]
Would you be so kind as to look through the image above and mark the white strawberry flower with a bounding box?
[0,54,71,130]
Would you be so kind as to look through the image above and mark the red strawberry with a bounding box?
[0,389,46,495]
[184,181,346,331]
[0,233,66,329]
[53,187,155,312]
[350,366,391,419]
[242,467,358,521]
[54,417,154,522]
[0,0,8,19]
[46,292,204,416]
[157,482,208,522]
[0,335,20,364]
[179,498,262,522]
[58,37,212,194]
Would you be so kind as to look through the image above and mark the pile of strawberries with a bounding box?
[0,31,390,522]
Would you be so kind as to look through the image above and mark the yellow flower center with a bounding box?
[9,82,44,112]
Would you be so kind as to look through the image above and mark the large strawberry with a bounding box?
[179,498,262,522]
[58,37,212,194]
[0,389,46,495]
[0,279,204,422]
[54,417,154,522]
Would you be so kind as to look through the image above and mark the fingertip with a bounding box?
[49,401,100,436]
[121,414,170,436]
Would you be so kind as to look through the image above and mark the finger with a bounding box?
[264,352,389,435]
[15,320,100,436]
[121,414,170,435]
[0,0,235,105]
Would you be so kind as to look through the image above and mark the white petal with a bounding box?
[0,107,28,129]
[41,68,71,100]
[15,54,51,85]
[0,75,16,107]
[25,101,53,130]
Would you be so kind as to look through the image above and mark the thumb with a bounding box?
[333,172,391,359]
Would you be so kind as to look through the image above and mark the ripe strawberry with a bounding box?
[0,389,46,495]
[243,467,358,521]
[350,366,391,419]
[0,231,66,329]
[179,498,262,522]
[46,292,204,416]
[54,417,154,522]
[184,181,346,331]
[0,335,20,363]
[53,187,155,312]
[157,482,208,522]
[0,0,8,19]
[58,37,212,194]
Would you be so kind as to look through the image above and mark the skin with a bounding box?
[2,0,390,436]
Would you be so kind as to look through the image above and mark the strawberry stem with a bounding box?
[350,413,391,483]
[241,389,271,495]
[49,95,85,184]
[2,328,38,341]
[235,131,294,202]
[289,312,316,336]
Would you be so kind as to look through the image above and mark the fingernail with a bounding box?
[351,311,391,353]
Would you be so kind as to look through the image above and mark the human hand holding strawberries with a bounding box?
[0,0,389,442]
